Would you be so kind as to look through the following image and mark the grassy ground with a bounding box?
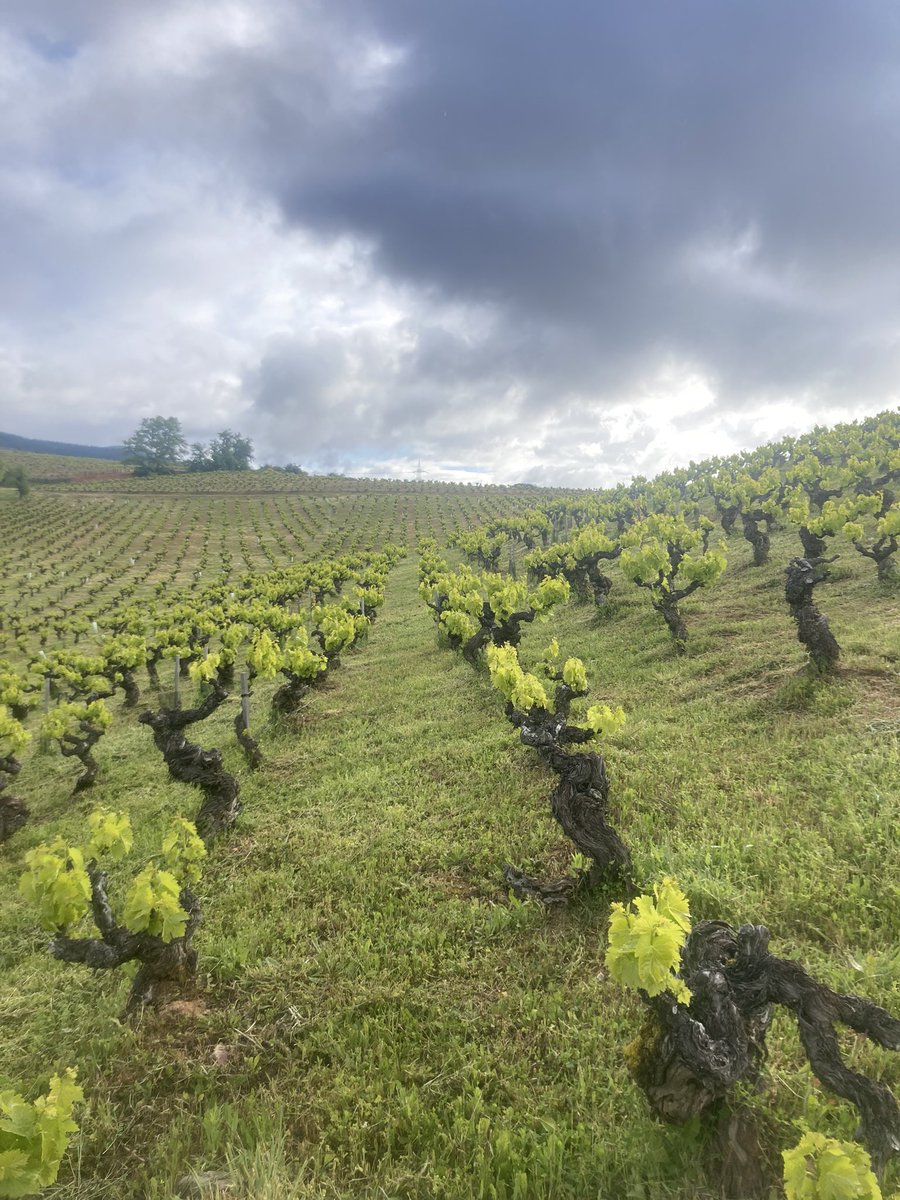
[1,522,899,1198]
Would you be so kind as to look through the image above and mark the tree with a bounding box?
[122,417,186,475]
[0,460,29,497]
[209,429,253,470]
[187,441,212,472]
[187,429,254,472]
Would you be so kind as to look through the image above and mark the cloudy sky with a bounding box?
[1,1,899,485]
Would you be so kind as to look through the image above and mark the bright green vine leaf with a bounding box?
[605,877,692,1003]
[0,1068,83,1197]
[782,1132,882,1200]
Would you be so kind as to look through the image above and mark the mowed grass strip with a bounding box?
[0,535,898,1198]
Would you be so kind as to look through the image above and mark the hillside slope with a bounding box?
[1,533,898,1198]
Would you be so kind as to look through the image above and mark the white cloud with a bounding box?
[1,1,899,484]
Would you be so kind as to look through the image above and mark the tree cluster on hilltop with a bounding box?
[122,417,254,476]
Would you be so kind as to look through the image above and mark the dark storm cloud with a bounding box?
[274,1,900,393]
[0,0,898,481]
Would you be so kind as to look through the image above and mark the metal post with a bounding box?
[42,676,51,714]
[173,656,181,709]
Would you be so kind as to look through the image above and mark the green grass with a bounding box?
[1,519,899,1198]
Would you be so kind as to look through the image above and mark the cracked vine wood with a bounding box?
[627,920,900,1187]
[57,719,105,793]
[139,682,241,843]
[51,862,201,1014]
[503,680,631,903]
[784,556,841,672]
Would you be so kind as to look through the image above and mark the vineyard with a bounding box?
[0,414,899,1199]
[0,449,131,484]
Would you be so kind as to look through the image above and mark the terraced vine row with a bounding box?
[417,536,900,1197]
[0,485,553,670]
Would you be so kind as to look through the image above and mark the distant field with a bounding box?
[0,483,543,668]
[46,465,565,497]
[0,446,131,481]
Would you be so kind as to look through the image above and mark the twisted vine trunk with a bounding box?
[718,504,740,535]
[502,686,631,903]
[118,668,140,708]
[741,513,770,566]
[493,608,536,647]
[139,685,241,843]
[0,754,27,843]
[146,654,161,689]
[585,568,614,606]
[460,602,536,665]
[628,921,900,1190]
[654,597,688,649]
[853,537,898,582]
[51,864,201,1014]
[59,723,104,793]
[461,624,491,666]
[784,557,840,672]
[271,673,314,716]
[798,526,828,559]
[570,550,620,607]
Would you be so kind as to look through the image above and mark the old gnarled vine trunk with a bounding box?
[51,864,201,1014]
[629,921,900,1193]
[139,684,241,843]
[784,557,840,672]
[798,526,828,560]
[741,513,770,567]
[502,684,631,903]
[58,721,105,793]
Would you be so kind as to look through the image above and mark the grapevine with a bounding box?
[0,707,29,843]
[0,1068,83,1197]
[19,811,205,1012]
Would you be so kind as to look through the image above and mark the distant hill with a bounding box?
[0,431,126,460]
